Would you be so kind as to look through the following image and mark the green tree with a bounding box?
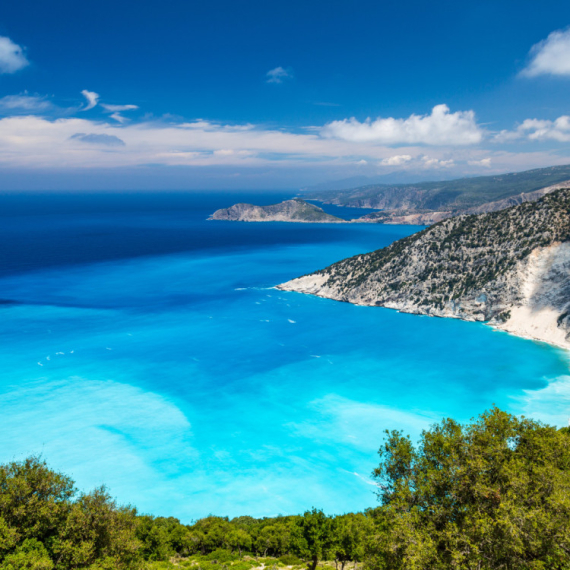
[226,529,251,557]
[1,539,53,570]
[368,407,570,570]
[0,458,143,570]
[298,509,334,570]
[332,514,372,570]
[135,516,174,561]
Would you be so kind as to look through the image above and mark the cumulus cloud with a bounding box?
[321,104,483,145]
[0,93,52,114]
[468,158,492,167]
[81,90,100,111]
[381,154,412,166]
[0,36,29,74]
[521,28,570,77]
[266,66,293,84]
[70,133,125,146]
[495,116,570,142]
[422,156,454,168]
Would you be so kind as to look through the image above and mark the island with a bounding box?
[209,198,345,223]
[279,188,570,350]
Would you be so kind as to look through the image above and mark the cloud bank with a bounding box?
[321,104,484,145]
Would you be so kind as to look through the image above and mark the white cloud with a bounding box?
[0,93,52,114]
[101,103,139,113]
[266,66,293,84]
[521,28,570,77]
[100,103,139,123]
[0,36,29,74]
[381,154,412,166]
[468,157,492,167]
[495,116,570,142]
[0,114,566,179]
[422,156,454,168]
[321,104,484,145]
[81,90,100,111]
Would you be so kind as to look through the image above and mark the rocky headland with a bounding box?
[209,198,344,223]
[279,188,570,350]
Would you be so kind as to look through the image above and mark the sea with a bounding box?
[0,191,568,521]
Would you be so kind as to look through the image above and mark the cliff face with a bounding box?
[279,189,570,349]
[209,198,344,223]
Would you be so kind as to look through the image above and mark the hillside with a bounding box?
[304,164,570,224]
[279,188,570,349]
[209,198,344,223]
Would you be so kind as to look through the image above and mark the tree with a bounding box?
[332,514,372,570]
[368,407,570,570]
[298,509,334,570]
[226,529,251,557]
[0,457,144,569]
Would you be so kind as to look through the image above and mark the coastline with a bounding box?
[277,280,570,355]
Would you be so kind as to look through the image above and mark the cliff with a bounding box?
[279,188,570,350]
[209,198,344,223]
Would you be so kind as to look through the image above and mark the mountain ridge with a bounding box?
[302,164,570,225]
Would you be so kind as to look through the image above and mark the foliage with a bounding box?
[367,407,570,570]
[4,408,570,570]
[0,457,143,569]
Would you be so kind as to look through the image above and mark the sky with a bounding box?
[1,0,570,190]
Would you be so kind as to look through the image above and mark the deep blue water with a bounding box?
[0,192,568,521]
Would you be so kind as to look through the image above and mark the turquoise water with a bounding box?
[0,192,568,520]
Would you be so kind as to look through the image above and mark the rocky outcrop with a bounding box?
[209,198,344,223]
[279,188,570,350]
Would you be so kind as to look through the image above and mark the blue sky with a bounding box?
[1,0,570,190]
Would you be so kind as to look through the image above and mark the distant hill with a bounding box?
[302,165,570,224]
[208,198,344,223]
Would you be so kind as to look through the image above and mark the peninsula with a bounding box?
[279,188,570,350]
[209,198,344,223]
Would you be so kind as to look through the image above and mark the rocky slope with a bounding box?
[305,164,570,226]
[209,198,344,223]
[279,188,570,349]
[354,181,570,226]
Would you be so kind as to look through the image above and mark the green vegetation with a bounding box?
[2,408,570,569]
[306,164,570,211]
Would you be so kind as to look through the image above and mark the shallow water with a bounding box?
[0,192,568,520]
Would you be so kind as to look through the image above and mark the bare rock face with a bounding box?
[279,188,570,349]
[209,198,344,223]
